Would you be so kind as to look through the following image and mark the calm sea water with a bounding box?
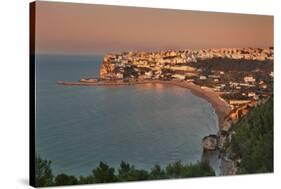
[35,54,219,176]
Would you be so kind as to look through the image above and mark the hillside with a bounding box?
[226,96,273,174]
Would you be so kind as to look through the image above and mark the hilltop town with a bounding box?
[96,47,273,130]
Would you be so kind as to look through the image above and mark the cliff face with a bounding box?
[99,57,115,78]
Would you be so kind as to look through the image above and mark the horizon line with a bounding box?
[35,45,274,56]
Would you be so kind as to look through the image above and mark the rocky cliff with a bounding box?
[99,57,115,79]
[202,135,218,151]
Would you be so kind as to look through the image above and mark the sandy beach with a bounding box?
[58,80,231,129]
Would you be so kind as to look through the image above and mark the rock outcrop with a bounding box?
[202,134,218,151]
[99,57,115,79]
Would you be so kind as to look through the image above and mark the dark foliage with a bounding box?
[92,161,117,183]
[229,97,273,173]
[55,174,78,186]
[195,58,273,72]
[35,155,54,187]
[35,156,215,187]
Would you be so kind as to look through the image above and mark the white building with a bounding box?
[116,73,123,79]
[199,75,207,80]
[244,76,256,83]
[248,92,256,97]
[172,74,186,80]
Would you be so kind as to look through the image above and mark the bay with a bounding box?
[35,54,219,176]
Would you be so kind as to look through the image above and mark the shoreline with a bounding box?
[57,80,231,129]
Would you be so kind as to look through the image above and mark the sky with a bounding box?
[34,1,274,55]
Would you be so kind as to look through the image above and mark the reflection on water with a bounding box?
[135,83,166,91]
[135,83,190,96]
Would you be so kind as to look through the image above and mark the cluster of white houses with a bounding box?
[196,47,273,61]
[100,48,273,85]
[100,47,273,80]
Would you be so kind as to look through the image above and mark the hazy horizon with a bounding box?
[34,1,273,55]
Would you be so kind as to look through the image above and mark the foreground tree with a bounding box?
[117,161,150,181]
[34,158,215,186]
[117,161,134,181]
[55,173,78,186]
[35,155,54,187]
[78,175,94,184]
[92,161,117,183]
[150,165,166,179]
[165,161,185,178]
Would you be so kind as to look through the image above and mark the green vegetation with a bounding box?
[229,97,273,174]
[55,174,78,186]
[34,156,215,187]
[35,155,54,187]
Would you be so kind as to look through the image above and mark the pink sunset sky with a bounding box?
[34,1,273,55]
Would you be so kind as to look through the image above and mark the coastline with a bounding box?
[57,80,231,130]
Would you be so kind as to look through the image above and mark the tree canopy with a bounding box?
[229,97,273,174]
[34,156,215,187]
[35,155,54,187]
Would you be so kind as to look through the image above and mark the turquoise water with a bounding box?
[35,54,219,176]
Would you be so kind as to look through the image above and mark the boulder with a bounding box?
[202,134,218,151]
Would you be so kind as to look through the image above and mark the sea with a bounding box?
[35,54,220,177]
